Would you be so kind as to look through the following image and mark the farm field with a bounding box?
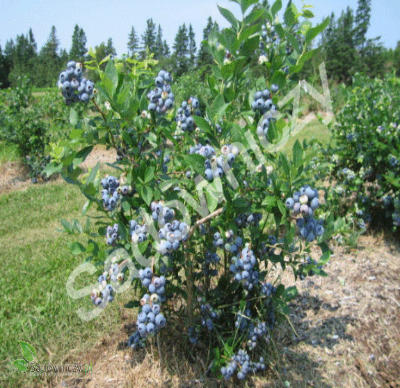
[1,0,400,386]
[1,119,399,387]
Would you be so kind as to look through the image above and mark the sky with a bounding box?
[0,0,399,55]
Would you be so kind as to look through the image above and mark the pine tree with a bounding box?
[188,24,196,68]
[36,26,61,86]
[354,0,371,50]
[106,38,117,57]
[173,24,189,75]
[27,28,37,58]
[155,25,164,59]
[0,45,9,88]
[198,17,219,67]
[70,25,87,62]
[141,18,156,58]
[163,40,170,57]
[394,41,400,76]
[127,26,139,57]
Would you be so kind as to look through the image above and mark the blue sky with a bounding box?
[0,0,398,55]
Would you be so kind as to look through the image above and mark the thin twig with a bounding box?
[92,99,118,150]
[186,207,224,241]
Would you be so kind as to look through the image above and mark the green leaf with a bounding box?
[13,359,28,371]
[183,154,207,175]
[277,199,287,217]
[144,167,155,184]
[43,162,62,178]
[271,0,282,16]
[233,197,250,210]
[218,6,239,29]
[205,180,223,213]
[210,95,229,121]
[303,9,314,18]
[20,342,36,362]
[271,70,286,89]
[193,116,212,134]
[305,18,329,44]
[73,146,93,167]
[140,186,153,206]
[60,219,73,234]
[69,242,86,255]
[103,61,118,97]
[284,3,298,26]
[241,0,260,14]
[262,195,276,209]
[283,286,298,300]
[69,109,79,126]
[85,163,99,185]
[293,140,303,168]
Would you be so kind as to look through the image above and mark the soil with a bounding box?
[0,146,116,195]
[53,234,400,388]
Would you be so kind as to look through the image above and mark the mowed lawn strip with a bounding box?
[0,182,129,387]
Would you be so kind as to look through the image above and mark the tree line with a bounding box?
[0,0,399,89]
[0,17,219,88]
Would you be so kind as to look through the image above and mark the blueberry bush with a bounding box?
[54,0,333,382]
[328,73,400,232]
[0,76,69,181]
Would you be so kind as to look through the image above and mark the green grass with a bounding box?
[0,182,130,387]
[282,118,331,154]
[0,142,20,164]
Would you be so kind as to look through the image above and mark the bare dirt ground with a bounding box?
[0,146,116,195]
[53,234,400,388]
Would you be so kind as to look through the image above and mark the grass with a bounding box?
[282,118,331,154]
[0,182,130,387]
[0,142,20,164]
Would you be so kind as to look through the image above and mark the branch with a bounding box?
[92,99,118,150]
[186,207,224,240]
[92,98,107,122]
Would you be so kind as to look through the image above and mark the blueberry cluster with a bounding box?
[285,185,320,217]
[230,246,259,290]
[251,88,275,115]
[234,307,252,331]
[200,251,221,277]
[259,235,278,257]
[296,216,324,242]
[176,97,201,132]
[58,61,94,104]
[128,268,167,347]
[389,155,399,168]
[106,224,119,246]
[151,202,189,255]
[223,231,243,254]
[130,220,147,243]
[139,267,166,303]
[101,176,120,211]
[135,301,167,339]
[147,70,174,114]
[221,350,265,380]
[235,212,262,228]
[90,262,124,307]
[340,168,356,182]
[259,23,278,55]
[189,143,238,176]
[260,282,276,297]
[247,321,269,350]
[200,303,220,331]
[188,326,199,344]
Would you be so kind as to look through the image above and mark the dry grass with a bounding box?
[49,234,400,388]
